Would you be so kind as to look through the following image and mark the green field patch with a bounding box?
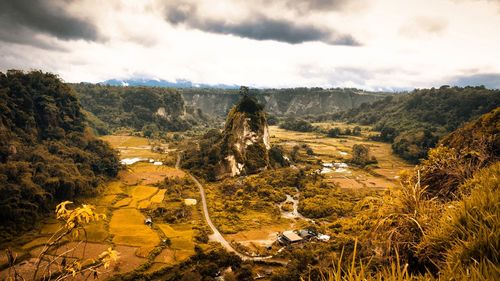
[109,209,160,247]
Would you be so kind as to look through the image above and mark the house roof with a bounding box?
[282,231,303,242]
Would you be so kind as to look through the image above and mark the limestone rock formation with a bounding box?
[215,90,271,177]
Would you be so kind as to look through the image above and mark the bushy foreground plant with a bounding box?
[4,202,119,280]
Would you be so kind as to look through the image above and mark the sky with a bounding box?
[1,0,500,90]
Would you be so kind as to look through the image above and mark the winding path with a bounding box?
[176,153,286,264]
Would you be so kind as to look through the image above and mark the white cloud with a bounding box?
[0,0,499,89]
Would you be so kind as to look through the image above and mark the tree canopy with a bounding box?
[0,70,119,241]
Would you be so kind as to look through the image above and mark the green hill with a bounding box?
[340,86,500,162]
[71,83,192,135]
[0,70,119,241]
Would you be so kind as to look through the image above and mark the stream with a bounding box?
[278,188,311,221]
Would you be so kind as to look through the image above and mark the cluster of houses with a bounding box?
[277,229,330,245]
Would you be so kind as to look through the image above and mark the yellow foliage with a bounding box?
[99,247,120,269]
[55,201,106,237]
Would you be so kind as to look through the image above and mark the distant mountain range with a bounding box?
[100,78,239,89]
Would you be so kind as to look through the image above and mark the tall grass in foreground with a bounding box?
[306,241,499,281]
[310,161,499,281]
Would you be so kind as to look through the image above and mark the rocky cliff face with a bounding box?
[215,95,271,178]
[181,88,388,117]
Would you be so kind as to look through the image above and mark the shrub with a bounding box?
[279,118,315,132]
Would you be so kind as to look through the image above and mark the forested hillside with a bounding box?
[71,83,193,134]
[338,86,500,162]
[0,71,120,241]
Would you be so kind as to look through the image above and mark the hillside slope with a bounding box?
[0,71,120,241]
[71,83,192,134]
[340,86,500,162]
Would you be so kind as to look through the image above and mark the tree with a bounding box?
[351,144,371,166]
[327,127,341,138]
[353,126,362,136]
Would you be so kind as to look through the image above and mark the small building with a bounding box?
[298,229,313,239]
[184,198,197,206]
[144,217,153,226]
[279,231,303,244]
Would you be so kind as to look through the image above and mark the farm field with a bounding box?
[1,128,413,279]
[269,125,412,189]
[201,124,412,256]
[0,136,205,279]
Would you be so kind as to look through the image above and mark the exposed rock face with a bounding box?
[180,88,387,117]
[215,95,271,178]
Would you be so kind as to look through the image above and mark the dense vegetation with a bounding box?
[0,71,119,241]
[337,86,500,162]
[279,118,315,132]
[272,107,500,281]
[71,83,193,135]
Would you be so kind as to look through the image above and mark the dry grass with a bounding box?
[154,248,193,265]
[105,181,125,195]
[95,245,147,278]
[109,209,160,247]
[114,197,132,208]
[156,224,196,265]
[120,163,185,185]
[151,189,167,204]
[269,125,411,190]
[129,185,158,207]
[50,242,110,260]
[83,221,109,242]
[100,135,149,147]
[21,237,52,250]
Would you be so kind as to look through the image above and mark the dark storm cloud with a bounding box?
[283,0,350,11]
[0,0,98,47]
[448,73,500,89]
[165,2,359,45]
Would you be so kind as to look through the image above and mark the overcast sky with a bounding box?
[1,0,499,90]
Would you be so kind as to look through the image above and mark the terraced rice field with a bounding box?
[3,135,203,279]
[269,125,412,190]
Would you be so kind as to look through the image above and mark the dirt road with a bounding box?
[177,154,285,263]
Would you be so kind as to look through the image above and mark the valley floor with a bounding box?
[1,124,413,280]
